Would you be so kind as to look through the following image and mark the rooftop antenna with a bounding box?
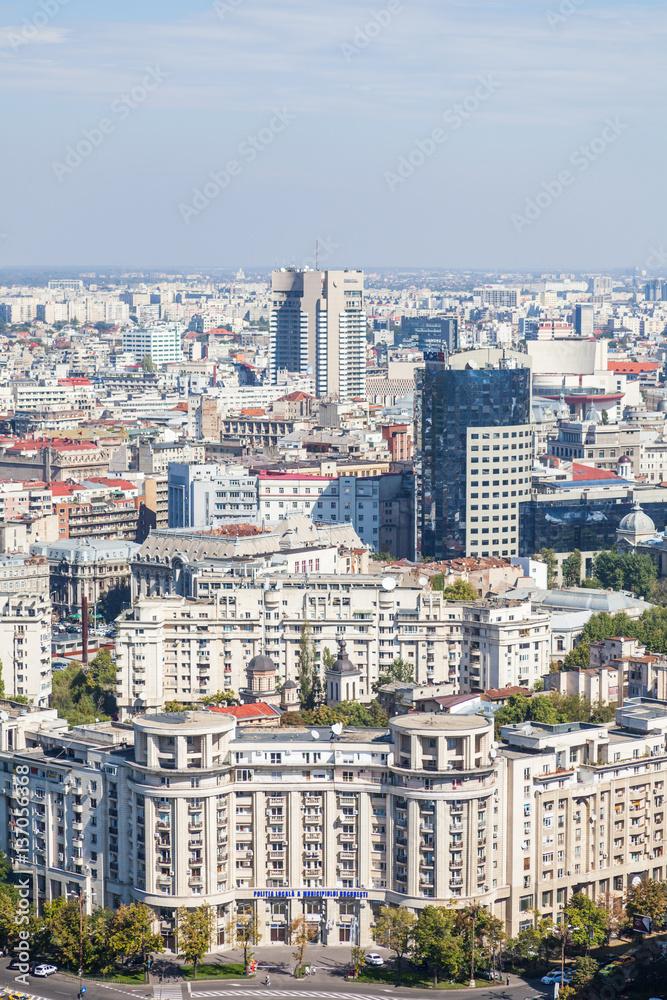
[315,240,320,270]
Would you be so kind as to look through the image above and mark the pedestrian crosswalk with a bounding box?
[154,987,186,1000]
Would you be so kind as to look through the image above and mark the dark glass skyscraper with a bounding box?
[416,349,532,562]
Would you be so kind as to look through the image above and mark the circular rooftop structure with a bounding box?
[247,653,276,672]
[618,502,656,536]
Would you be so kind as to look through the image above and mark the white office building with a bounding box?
[122,323,182,366]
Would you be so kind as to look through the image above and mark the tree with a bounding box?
[141,354,156,372]
[563,549,582,587]
[571,956,600,991]
[178,904,214,979]
[201,690,237,706]
[88,907,116,975]
[601,409,609,425]
[563,893,608,952]
[413,906,464,986]
[350,946,366,977]
[373,905,417,986]
[432,578,480,601]
[297,621,322,711]
[526,695,558,724]
[108,902,163,971]
[164,700,186,712]
[289,915,317,975]
[321,646,336,671]
[535,548,558,587]
[372,656,414,693]
[88,648,116,688]
[98,582,130,622]
[625,877,667,928]
[43,896,88,971]
[227,909,261,971]
[593,549,658,600]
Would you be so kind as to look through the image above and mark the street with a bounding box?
[0,957,549,1000]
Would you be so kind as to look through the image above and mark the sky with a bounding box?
[0,0,666,272]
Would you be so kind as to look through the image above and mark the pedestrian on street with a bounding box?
[506,974,510,986]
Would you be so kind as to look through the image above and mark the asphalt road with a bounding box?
[0,960,550,1000]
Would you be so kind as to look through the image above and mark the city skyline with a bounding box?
[1,0,666,270]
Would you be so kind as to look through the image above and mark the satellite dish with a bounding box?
[489,748,497,759]
[310,730,320,740]
[331,722,343,736]
[492,741,500,749]
[382,576,397,591]
[418,576,429,587]
[632,875,642,887]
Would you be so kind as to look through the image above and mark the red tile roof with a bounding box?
[608,361,660,373]
[571,463,624,482]
[207,703,279,719]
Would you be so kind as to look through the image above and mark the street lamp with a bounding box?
[558,922,572,984]
[468,903,482,989]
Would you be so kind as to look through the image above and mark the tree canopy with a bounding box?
[593,549,657,599]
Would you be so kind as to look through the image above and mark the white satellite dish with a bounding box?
[310,730,321,740]
[418,576,429,587]
[492,741,499,749]
[382,576,397,591]
[632,875,642,887]
[331,722,343,736]
[489,748,497,759]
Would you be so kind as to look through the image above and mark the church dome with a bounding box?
[330,640,356,674]
[618,502,655,535]
[247,653,276,672]
[585,402,602,424]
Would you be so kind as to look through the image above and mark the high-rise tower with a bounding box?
[270,268,365,399]
[416,348,533,562]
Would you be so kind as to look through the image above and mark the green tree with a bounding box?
[321,646,336,671]
[297,621,322,711]
[526,695,558,724]
[432,578,480,601]
[563,549,582,587]
[43,896,88,971]
[373,905,417,986]
[51,661,116,727]
[601,409,609,425]
[535,548,558,588]
[178,904,215,979]
[227,909,262,971]
[563,893,608,952]
[413,906,464,986]
[98,583,130,623]
[141,354,156,372]
[88,907,116,975]
[372,656,414,693]
[350,946,366,977]
[88,648,116,688]
[571,955,599,990]
[201,690,237,706]
[108,902,163,971]
[593,550,658,600]
[164,700,186,712]
[624,877,667,928]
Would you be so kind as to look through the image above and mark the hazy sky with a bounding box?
[0,0,665,271]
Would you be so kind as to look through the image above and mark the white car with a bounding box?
[32,965,57,977]
[365,954,384,967]
[541,971,571,985]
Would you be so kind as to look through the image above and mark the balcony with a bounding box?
[450,859,464,869]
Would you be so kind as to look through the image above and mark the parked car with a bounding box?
[365,954,384,966]
[613,955,636,967]
[7,958,25,969]
[541,971,572,985]
[31,964,58,976]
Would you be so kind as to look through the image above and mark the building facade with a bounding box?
[416,349,532,562]
[270,269,366,399]
[4,700,667,950]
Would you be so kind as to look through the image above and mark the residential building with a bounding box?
[0,577,51,705]
[574,304,595,338]
[167,463,258,529]
[136,475,169,542]
[270,269,366,399]
[6,699,667,948]
[416,349,533,562]
[122,323,182,366]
